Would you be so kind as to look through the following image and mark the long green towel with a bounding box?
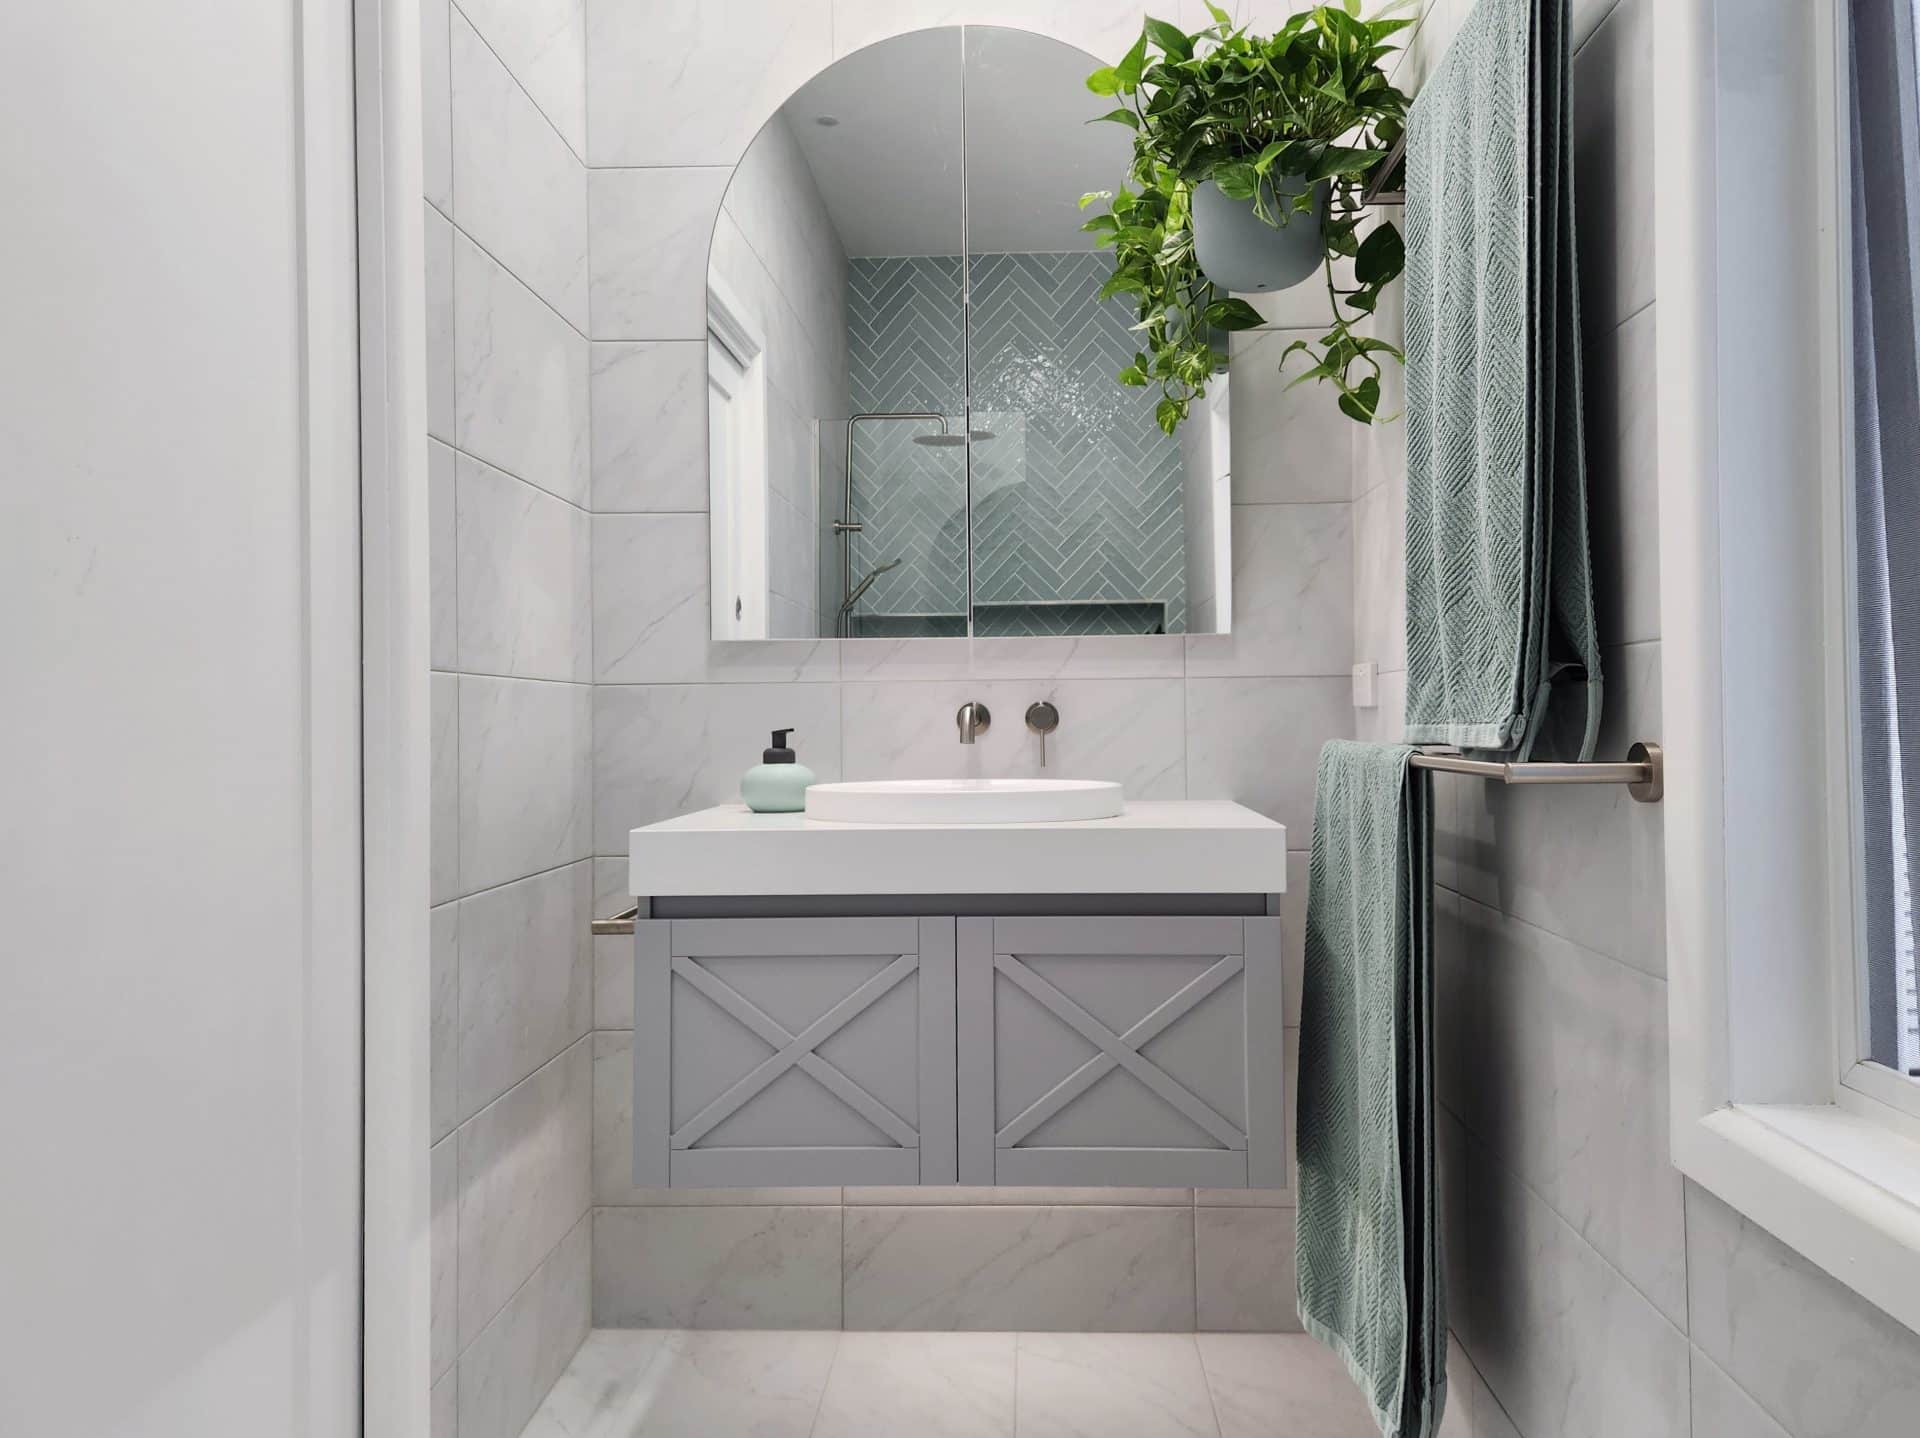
[1296,741,1443,1438]
[1403,0,1603,760]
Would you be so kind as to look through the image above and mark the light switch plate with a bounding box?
[1352,661,1379,709]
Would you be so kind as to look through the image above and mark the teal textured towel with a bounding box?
[1403,0,1603,760]
[1296,741,1443,1438]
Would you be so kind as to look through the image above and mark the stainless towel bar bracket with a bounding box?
[592,905,639,936]
[1410,740,1664,803]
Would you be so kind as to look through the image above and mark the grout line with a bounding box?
[1450,1106,1688,1344]
[449,1204,593,1373]
[451,441,595,518]
[434,666,594,688]
[450,215,593,345]
[449,0,589,168]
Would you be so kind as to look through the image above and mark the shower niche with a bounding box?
[702,26,1234,642]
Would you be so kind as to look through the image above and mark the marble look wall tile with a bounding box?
[587,168,731,340]
[431,671,460,904]
[431,1368,456,1438]
[425,205,456,444]
[430,439,457,670]
[1689,1349,1791,1438]
[1185,676,1353,834]
[588,0,831,166]
[455,1038,591,1348]
[1197,1333,1383,1438]
[842,1206,1195,1331]
[1186,503,1354,677]
[1686,1181,1920,1438]
[1572,0,1653,330]
[431,1132,457,1382]
[431,902,459,1143]
[1461,1147,1689,1438]
[453,233,590,506]
[421,0,451,211]
[456,675,591,893]
[591,857,634,1029]
[1352,469,1406,674]
[456,1215,591,1438]
[455,0,586,156]
[1585,303,1660,646]
[592,684,709,849]
[1443,895,1685,1325]
[1195,1206,1301,1332]
[450,12,588,330]
[813,1331,1015,1438]
[1472,1369,1523,1438]
[840,677,1184,798]
[838,632,1186,683]
[456,860,592,1123]
[455,454,591,682]
[592,681,842,852]
[594,513,708,682]
[1445,641,1665,977]
[1227,329,1354,503]
[1014,1331,1216,1438]
[590,342,708,514]
[834,0,1153,65]
[593,1204,844,1328]
[522,1328,838,1438]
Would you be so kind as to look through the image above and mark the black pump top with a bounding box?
[763,728,797,764]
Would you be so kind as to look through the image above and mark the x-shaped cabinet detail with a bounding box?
[633,916,955,1188]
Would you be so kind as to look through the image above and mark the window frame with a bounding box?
[1659,0,1920,1337]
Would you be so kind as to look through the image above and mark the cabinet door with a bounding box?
[957,915,1284,1189]
[634,916,956,1188]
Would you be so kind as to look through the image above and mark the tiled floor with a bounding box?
[518,1329,1384,1438]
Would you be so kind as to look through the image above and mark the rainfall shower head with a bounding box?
[910,429,996,447]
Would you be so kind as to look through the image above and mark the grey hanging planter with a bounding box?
[1191,175,1328,293]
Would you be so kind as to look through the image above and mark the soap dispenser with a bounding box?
[742,729,815,813]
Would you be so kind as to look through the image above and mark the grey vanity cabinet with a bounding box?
[631,908,1283,1191]
[632,916,956,1189]
[957,915,1285,1190]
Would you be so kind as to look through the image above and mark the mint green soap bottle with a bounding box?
[741,728,815,813]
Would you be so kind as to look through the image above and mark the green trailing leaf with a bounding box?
[1143,16,1193,59]
[1353,221,1404,285]
[1080,4,1410,430]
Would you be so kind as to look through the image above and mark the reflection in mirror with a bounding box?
[706,26,1232,641]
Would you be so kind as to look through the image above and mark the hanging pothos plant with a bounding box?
[1082,3,1412,431]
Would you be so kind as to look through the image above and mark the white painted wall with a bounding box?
[0,1,362,1434]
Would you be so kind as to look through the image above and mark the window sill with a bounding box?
[1677,1102,1920,1336]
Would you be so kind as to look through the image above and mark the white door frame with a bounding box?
[352,0,433,1431]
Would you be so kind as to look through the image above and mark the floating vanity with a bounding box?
[624,797,1289,1193]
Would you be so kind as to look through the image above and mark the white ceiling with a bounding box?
[770,25,1133,258]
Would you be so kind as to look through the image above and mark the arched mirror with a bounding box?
[706,26,1233,642]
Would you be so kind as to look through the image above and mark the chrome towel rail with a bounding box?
[1411,741,1664,803]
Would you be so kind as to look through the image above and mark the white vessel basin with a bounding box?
[805,777,1124,825]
